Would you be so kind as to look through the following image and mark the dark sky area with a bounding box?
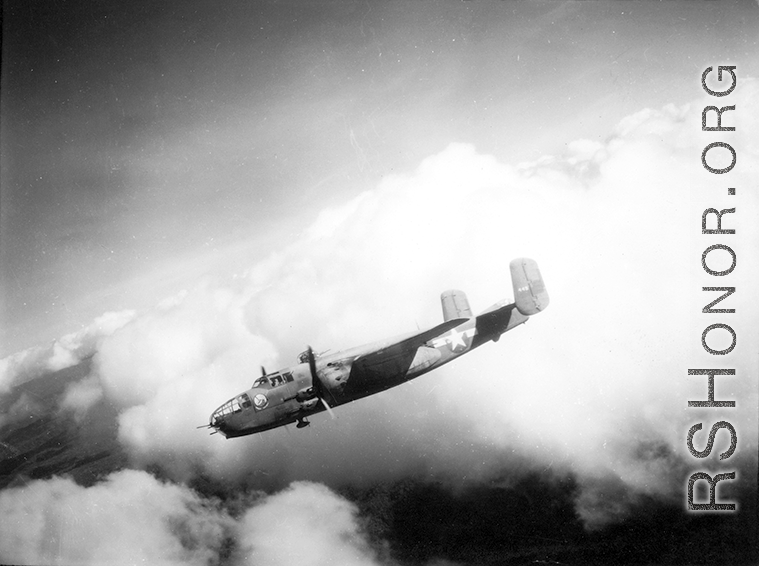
[3,0,758,355]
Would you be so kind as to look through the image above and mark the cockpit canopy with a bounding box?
[252,371,295,389]
[211,393,252,424]
[210,371,297,426]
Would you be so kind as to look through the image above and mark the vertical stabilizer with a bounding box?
[441,289,473,321]
[510,258,549,316]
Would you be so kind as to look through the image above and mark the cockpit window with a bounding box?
[268,372,294,387]
[212,393,252,420]
[238,393,251,409]
[252,372,295,389]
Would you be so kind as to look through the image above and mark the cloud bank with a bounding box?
[0,469,231,566]
[0,310,135,394]
[0,472,381,566]
[236,482,380,566]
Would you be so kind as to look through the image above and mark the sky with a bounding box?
[2,0,758,355]
[1,1,759,565]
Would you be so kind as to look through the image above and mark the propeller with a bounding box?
[306,346,337,420]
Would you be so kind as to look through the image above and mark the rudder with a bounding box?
[510,258,549,316]
[441,289,473,321]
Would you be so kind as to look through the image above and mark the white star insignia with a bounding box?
[446,328,466,350]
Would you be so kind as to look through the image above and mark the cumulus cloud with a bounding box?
[235,482,381,566]
[3,82,757,531]
[0,310,135,393]
[58,375,104,422]
[0,392,44,429]
[90,283,281,480]
[0,473,385,566]
[0,469,233,566]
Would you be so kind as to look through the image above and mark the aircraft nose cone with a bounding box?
[210,411,226,429]
[210,416,231,436]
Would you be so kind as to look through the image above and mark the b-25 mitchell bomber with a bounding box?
[206,258,549,438]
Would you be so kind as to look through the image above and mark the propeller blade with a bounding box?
[320,397,337,420]
[306,345,321,395]
[306,345,338,421]
[306,345,317,376]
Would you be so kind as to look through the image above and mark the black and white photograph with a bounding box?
[1,1,757,564]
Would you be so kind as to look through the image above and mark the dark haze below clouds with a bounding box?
[344,476,757,565]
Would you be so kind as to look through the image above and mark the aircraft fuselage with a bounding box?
[211,304,525,438]
[208,258,549,438]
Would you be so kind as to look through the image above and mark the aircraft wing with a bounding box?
[341,318,468,398]
[474,302,518,338]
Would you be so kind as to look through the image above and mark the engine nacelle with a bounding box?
[295,386,319,410]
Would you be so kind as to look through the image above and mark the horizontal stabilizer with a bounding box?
[510,258,549,316]
[441,289,473,321]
